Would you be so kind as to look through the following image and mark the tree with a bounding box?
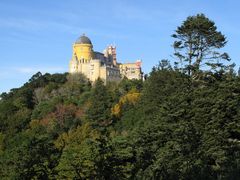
[172,14,230,76]
[157,59,172,71]
[0,130,59,179]
[86,79,112,127]
[112,89,141,118]
[55,123,101,179]
[29,72,42,83]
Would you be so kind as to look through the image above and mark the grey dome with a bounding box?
[75,34,92,44]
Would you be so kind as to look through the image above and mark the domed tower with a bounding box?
[73,34,94,62]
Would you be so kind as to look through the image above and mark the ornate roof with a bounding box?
[75,34,92,44]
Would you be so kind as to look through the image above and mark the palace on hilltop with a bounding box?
[69,34,143,83]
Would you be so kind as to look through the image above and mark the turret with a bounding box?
[73,34,94,62]
[104,45,117,66]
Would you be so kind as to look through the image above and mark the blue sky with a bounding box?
[0,0,240,93]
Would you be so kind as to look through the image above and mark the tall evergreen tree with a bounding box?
[172,14,230,76]
[86,79,112,127]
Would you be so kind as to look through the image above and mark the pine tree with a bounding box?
[172,14,230,76]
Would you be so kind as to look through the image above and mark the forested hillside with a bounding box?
[0,14,240,179]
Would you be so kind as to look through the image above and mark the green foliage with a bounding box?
[31,98,60,120]
[86,79,113,127]
[0,130,59,179]
[105,135,136,179]
[173,13,230,76]
[117,78,143,96]
[55,123,100,179]
[1,68,240,179]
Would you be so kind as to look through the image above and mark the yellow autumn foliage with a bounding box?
[112,89,141,118]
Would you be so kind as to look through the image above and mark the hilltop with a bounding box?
[0,64,240,179]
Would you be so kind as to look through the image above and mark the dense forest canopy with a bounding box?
[0,14,240,179]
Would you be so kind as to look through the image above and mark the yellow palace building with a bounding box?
[69,34,143,83]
